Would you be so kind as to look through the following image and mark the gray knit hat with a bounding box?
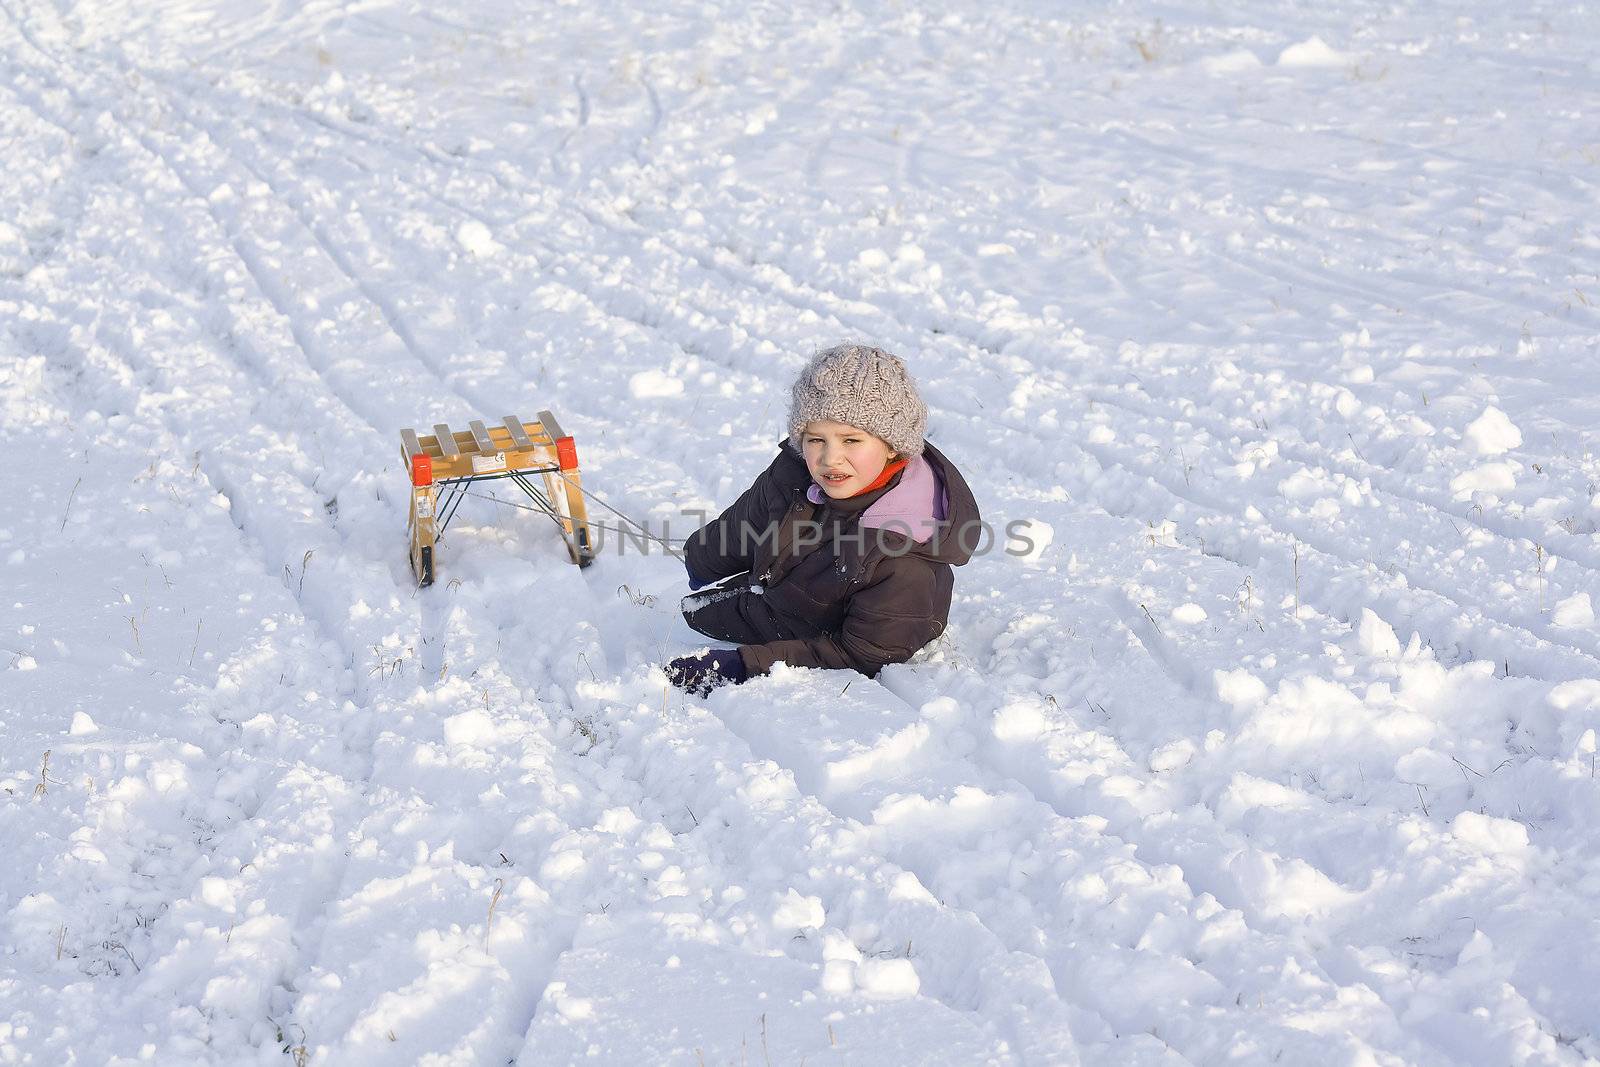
[787,344,927,457]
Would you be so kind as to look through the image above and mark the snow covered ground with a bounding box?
[4,0,1600,1062]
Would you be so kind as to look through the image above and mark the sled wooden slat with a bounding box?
[503,416,535,451]
[468,420,498,454]
[400,410,595,586]
[400,428,425,462]
[432,423,460,458]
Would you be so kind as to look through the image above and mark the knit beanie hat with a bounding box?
[788,344,928,457]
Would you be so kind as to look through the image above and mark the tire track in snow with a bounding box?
[0,10,611,1062]
[4,127,588,1067]
[0,173,384,1067]
[1073,363,1600,580]
[1091,396,1600,626]
[884,623,1597,1064]
[0,10,411,1040]
[144,151,1331,1062]
[971,543,1600,1057]
[522,665,1077,1062]
[0,308,366,1052]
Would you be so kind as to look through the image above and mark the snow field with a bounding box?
[4,0,1600,1064]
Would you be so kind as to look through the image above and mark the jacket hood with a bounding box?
[907,440,982,565]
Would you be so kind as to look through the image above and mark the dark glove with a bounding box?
[685,560,711,591]
[664,648,747,696]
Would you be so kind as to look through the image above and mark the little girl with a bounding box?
[664,343,980,695]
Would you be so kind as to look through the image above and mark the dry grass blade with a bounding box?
[486,877,505,943]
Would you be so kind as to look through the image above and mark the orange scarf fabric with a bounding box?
[850,458,908,497]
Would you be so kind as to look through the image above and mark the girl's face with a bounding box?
[801,420,897,498]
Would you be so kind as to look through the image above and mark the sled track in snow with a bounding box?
[1,6,608,1052]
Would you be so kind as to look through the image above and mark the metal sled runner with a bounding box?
[400,411,596,586]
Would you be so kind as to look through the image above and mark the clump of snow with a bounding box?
[992,700,1048,741]
[1214,668,1269,709]
[1145,519,1180,548]
[1463,406,1523,455]
[1276,36,1354,68]
[1201,50,1264,75]
[1149,738,1197,772]
[454,219,501,257]
[1575,728,1598,761]
[819,931,862,994]
[546,983,595,1021]
[1450,811,1530,855]
[628,370,684,398]
[442,708,496,746]
[1007,518,1053,562]
[1355,608,1402,659]
[772,889,825,931]
[1450,460,1518,500]
[1550,592,1593,629]
[68,711,97,735]
[820,959,855,995]
[1457,929,1494,965]
[854,957,920,1000]
[822,932,860,962]
[888,870,939,904]
[540,850,587,882]
[0,220,25,275]
[1170,603,1207,624]
[1394,747,1455,787]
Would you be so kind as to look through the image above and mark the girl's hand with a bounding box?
[663,649,747,696]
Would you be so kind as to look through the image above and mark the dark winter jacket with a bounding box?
[682,440,981,678]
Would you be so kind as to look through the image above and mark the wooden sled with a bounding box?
[400,411,596,586]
